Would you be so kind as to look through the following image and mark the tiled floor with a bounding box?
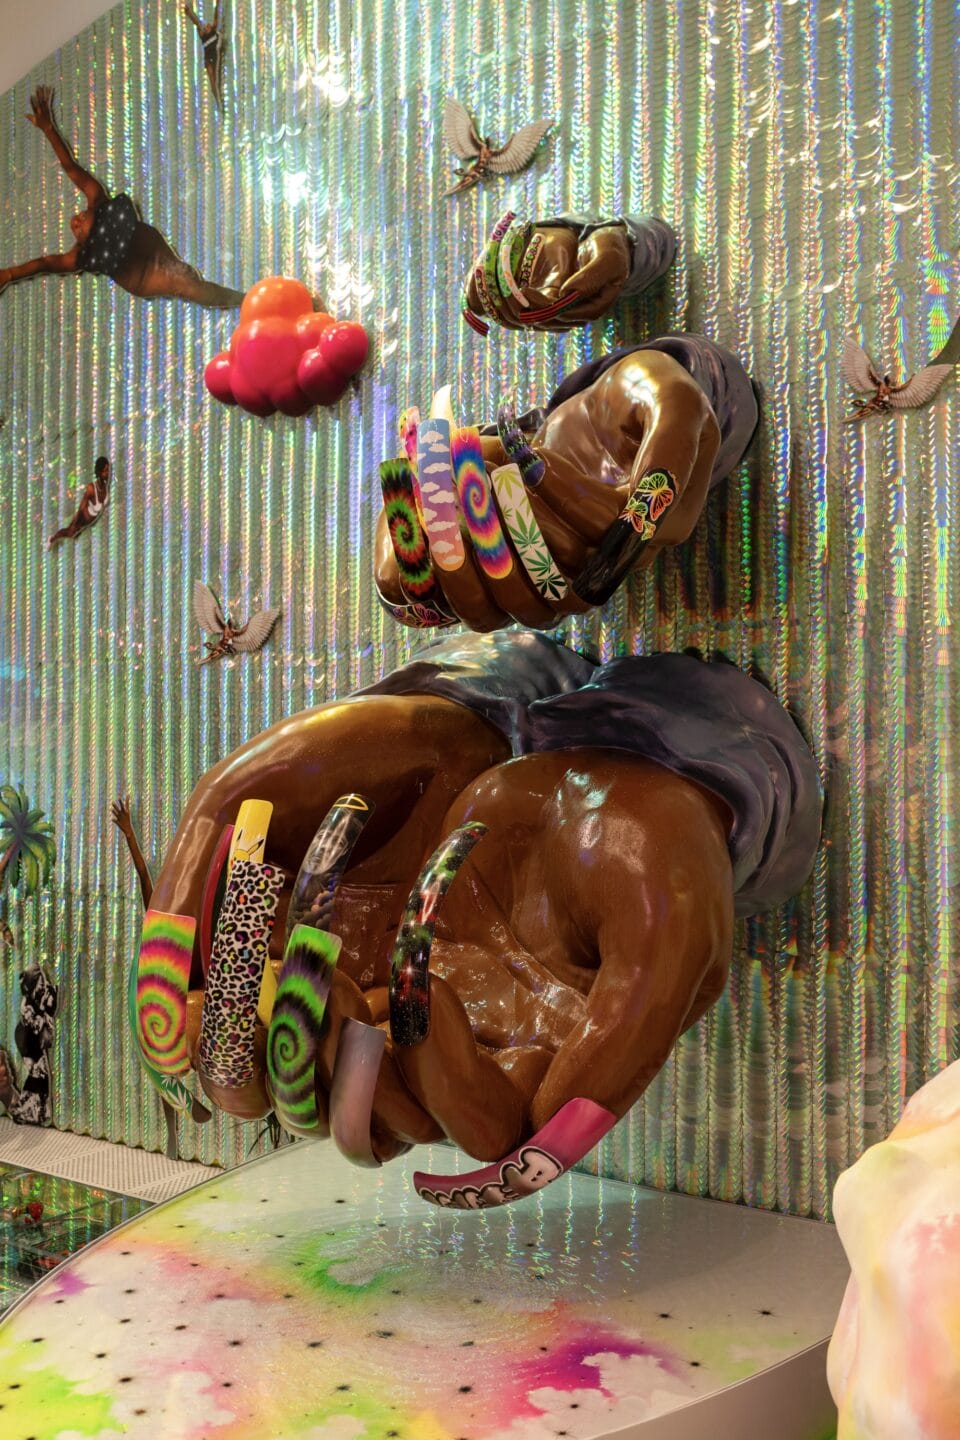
[0,1119,221,1317]
[0,1116,219,1202]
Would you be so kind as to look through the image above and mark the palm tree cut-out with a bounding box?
[0,785,56,895]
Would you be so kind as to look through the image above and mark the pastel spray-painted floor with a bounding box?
[0,1116,219,1317]
[0,1137,848,1439]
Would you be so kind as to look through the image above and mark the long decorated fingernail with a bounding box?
[414,1097,617,1210]
[379,457,452,614]
[517,232,544,289]
[228,799,273,870]
[489,209,516,244]
[450,427,513,581]
[398,407,425,522]
[398,407,420,463]
[491,464,568,603]
[389,822,487,1047]
[497,221,532,305]
[198,859,284,1090]
[128,915,199,1114]
[572,467,680,606]
[330,1018,387,1168]
[481,236,506,315]
[473,248,501,321]
[199,824,233,978]
[136,910,196,1076]
[462,307,489,337]
[417,418,465,572]
[285,794,375,943]
[497,402,545,488]
[267,924,342,1136]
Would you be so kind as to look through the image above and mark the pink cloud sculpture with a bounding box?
[204,276,369,418]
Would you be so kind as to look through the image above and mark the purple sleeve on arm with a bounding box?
[526,652,822,917]
[358,635,821,918]
[357,631,597,757]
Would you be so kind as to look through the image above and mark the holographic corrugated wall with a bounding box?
[0,0,956,1211]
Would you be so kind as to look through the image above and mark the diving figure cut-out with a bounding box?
[0,87,243,309]
[183,2,226,114]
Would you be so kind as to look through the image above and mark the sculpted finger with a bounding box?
[392,975,529,1160]
[559,227,631,301]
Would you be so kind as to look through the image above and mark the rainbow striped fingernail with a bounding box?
[136,910,196,1076]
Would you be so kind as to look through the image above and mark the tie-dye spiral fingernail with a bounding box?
[267,925,342,1136]
[451,427,513,581]
[136,910,196,1076]
[379,458,451,612]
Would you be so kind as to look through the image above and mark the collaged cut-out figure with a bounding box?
[0,87,243,309]
[183,3,226,114]
[0,964,59,1126]
[48,456,111,548]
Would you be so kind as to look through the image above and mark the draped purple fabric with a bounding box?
[362,632,821,918]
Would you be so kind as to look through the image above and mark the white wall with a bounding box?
[0,0,118,94]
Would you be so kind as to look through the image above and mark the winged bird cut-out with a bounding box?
[842,336,953,421]
[193,581,280,665]
[442,97,552,196]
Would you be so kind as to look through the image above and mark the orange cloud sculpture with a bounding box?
[204,276,369,417]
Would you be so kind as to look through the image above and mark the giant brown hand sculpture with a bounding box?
[375,335,759,631]
[140,634,820,1208]
[462,213,676,334]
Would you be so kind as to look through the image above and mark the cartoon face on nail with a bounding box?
[417,1145,564,1209]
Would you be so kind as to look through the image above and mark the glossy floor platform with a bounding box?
[0,1140,847,1439]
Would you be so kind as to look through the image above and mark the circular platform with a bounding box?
[0,1140,847,1438]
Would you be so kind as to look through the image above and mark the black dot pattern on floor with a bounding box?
[0,1142,847,1437]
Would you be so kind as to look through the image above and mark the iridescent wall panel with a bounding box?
[0,0,956,1211]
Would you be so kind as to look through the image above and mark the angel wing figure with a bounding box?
[443,98,553,196]
[193,580,280,665]
[842,335,953,421]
